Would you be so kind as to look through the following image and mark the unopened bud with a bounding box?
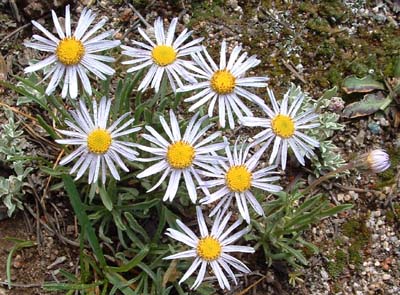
[364,149,391,173]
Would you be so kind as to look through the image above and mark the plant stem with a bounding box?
[303,162,354,195]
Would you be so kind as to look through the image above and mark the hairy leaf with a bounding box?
[342,75,385,94]
[342,92,391,118]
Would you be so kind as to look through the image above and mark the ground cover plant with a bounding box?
[0,1,399,294]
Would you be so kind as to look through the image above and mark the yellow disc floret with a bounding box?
[271,114,295,138]
[166,141,195,169]
[151,45,177,66]
[87,129,112,154]
[197,236,222,261]
[56,37,85,65]
[226,165,252,192]
[210,70,236,95]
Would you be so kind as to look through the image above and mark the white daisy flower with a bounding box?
[164,206,254,290]
[56,97,140,184]
[241,87,320,170]
[200,139,282,223]
[136,110,226,203]
[177,40,269,129]
[121,17,203,93]
[24,5,120,98]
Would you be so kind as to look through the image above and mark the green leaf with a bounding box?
[37,115,58,139]
[106,246,149,272]
[62,175,107,268]
[342,75,385,94]
[43,281,104,291]
[99,185,113,211]
[124,212,149,242]
[277,242,308,265]
[319,86,338,101]
[318,203,353,218]
[342,92,391,118]
[105,272,136,295]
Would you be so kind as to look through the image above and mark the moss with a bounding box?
[327,67,342,85]
[306,17,332,34]
[327,249,347,278]
[386,203,400,223]
[318,1,348,24]
[350,61,369,76]
[316,40,337,59]
[189,0,226,26]
[342,218,370,245]
[298,2,317,15]
[131,0,148,7]
[348,244,363,269]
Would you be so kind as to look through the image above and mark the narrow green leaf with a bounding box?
[43,281,103,291]
[37,115,58,139]
[318,203,353,218]
[105,272,137,295]
[277,242,308,265]
[106,246,149,272]
[62,175,107,268]
[124,212,149,242]
[99,185,113,211]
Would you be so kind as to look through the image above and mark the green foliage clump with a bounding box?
[249,183,352,268]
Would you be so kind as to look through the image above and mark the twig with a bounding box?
[0,23,30,46]
[0,101,37,122]
[27,178,43,246]
[303,163,353,195]
[25,202,79,247]
[281,59,306,84]
[124,0,151,28]
[236,275,267,295]
[258,7,292,31]
[41,149,64,205]
[333,183,380,194]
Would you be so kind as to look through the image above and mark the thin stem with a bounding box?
[303,162,354,195]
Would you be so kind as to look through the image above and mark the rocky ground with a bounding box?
[0,0,399,294]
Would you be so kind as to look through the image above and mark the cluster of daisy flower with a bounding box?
[24,5,391,291]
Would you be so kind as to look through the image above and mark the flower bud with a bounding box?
[365,149,391,173]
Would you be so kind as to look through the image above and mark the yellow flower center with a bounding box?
[56,37,85,65]
[226,165,252,192]
[151,45,177,66]
[210,70,236,94]
[197,236,222,261]
[87,129,112,154]
[166,141,195,169]
[271,114,295,138]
